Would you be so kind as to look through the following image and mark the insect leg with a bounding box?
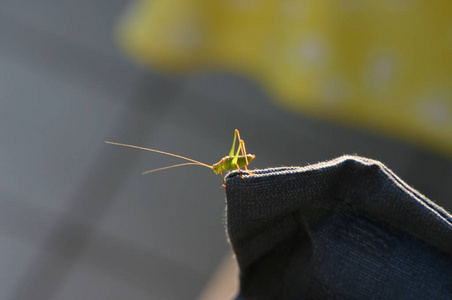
[228,129,239,157]
[239,140,256,176]
[231,129,252,181]
[235,163,246,182]
[235,130,250,164]
[239,141,249,163]
[231,139,242,165]
[220,170,226,186]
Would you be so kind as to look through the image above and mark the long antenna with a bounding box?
[105,141,213,169]
[142,162,210,175]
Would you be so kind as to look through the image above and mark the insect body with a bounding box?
[212,155,255,177]
[105,129,255,184]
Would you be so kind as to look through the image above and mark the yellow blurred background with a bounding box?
[117,0,452,158]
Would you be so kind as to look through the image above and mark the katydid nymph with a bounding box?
[105,129,255,185]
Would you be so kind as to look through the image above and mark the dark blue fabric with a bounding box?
[225,155,452,300]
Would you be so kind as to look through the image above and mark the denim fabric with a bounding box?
[225,155,452,300]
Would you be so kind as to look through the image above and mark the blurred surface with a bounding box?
[0,1,451,300]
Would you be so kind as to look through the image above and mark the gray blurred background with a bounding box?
[0,1,451,299]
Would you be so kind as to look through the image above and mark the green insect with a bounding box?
[105,129,255,184]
